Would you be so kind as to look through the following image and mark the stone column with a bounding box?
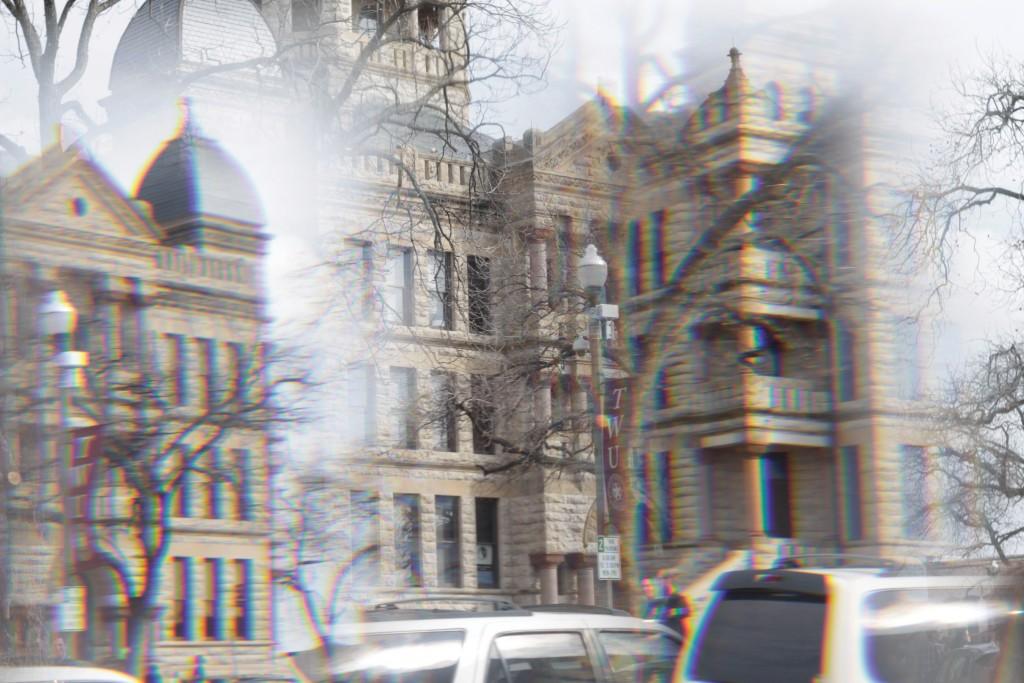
[528,238,549,306]
[530,553,564,605]
[567,552,596,606]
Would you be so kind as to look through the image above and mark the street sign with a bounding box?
[597,535,621,581]
[56,585,86,632]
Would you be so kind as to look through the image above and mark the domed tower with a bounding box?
[135,103,269,257]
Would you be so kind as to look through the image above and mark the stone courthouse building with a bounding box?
[1,0,930,672]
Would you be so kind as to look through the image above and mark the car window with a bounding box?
[687,588,827,683]
[862,588,1024,683]
[597,630,680,683]
[485,631,597,683]
[329,629,464,683]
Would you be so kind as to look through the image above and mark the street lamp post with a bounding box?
[39,290,89,655]
[578,244,618,608]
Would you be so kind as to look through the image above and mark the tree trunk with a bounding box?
[37,84,61,149]
[124,601,151,679]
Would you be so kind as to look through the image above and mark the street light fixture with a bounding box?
[40,290,89,653]
[577,244,618,608]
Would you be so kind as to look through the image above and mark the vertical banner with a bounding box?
[601,378,632,534]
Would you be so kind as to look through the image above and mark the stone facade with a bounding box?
[0,131,276,679]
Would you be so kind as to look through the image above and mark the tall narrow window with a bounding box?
[390,367,418,449]
[166,334,187,406]
[351,491,380,586]
[840,446,863,542]
[628,219,643,296]
[177,449,193,518]
[652,210,667,288]
[657,451,673,543]
[207,449,223,519]
[436,495,461,587]
[233,449,251,521]
[172,557,192,640]
[204,559,222,640]
[634,454,653,546]
[471,375,495,454]
[418,2,442,46]
[431,372,457,452]
[837,325,856,402]
[429,250,453,329]
[901,445,928,539]
[226,342,245,401]
[347,362,377,445]
[475,498,499,588]
[353,0,378,31]
[233,559,252,640]
[394,494,422,587]
[292,0,320,30]
[654,368,671,410]
[384,247,412,325]
[197,338,216,408]
[764,453,793,538]
[341,241,373,320]
[468,255,492,334]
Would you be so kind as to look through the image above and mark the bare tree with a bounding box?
[0,340,305,674]
[0,0,128,153]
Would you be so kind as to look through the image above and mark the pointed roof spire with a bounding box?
[180,97,202,141]
[728,46,742,71]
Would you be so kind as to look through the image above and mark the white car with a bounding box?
[288,599,682,683]
[0,665,140,683]
[677,559,1023,683]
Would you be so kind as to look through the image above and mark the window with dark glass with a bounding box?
[840,445,863,541]
[292,0,320,31]
[431,372,457,452]
[177,448,193,518]
[657,451,673,543]
[233,559,252,640]
[233,448,251,521]
[166,334,187,405]
[197,337,216,408]
[764,453,793,538]
[475,498,498,588]
[390,366,418,449]
[468,255,492,334]
[384,246,413,325]
[418,2,442,47]
[351,490,381,585]
[471,375,495,454]
[394,494,422,587]
[429,250,453,329]
[837,325,856,401]
[207,449,223,519]
[901,445,928,539]
[347,362,377,445]
[436,495,461,587]
[172,557,192,640]
[628,219,643,296]
[204,558,222,640]
[654,368,671,409]
[652,210,667,288]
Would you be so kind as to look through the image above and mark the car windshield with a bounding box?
[328,630,464,683]
[687,588,826,683]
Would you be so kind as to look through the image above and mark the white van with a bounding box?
[677,561,1023,683]
[0,665,140,683]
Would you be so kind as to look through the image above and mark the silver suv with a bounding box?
[679,557,1023,683]
[289,598,682,683]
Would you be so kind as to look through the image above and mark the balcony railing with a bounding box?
[687,375,830,416]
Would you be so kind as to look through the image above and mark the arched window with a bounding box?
[751,325,783,377]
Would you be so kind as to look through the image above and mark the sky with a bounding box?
[5,0,1024,377]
